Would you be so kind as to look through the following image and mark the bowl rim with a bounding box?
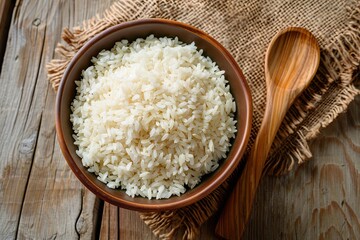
[56,18,252,211]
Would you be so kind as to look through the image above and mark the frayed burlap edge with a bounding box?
[46,1,360,239]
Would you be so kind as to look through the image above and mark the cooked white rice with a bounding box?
[70,35,237,199]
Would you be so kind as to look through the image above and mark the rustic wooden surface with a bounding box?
[243,95,360,240]
[0,1,358,240]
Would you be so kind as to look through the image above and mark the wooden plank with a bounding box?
[242,95,360,239]
[119,208,159,240]
[99,203,111,240]
[0,0,47,237]
[99,203,119,240]
[15,1,116,239]
[0,0,113,239]
[0,0,15,72]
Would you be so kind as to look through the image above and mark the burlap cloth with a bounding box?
[47,0,360,239]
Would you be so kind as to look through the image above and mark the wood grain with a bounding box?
[99,203,158,240]
[216,27,320,239]
[242,95,360,239]
[0,0,114,239]
[99,204,220,240]
[99,203,119,240]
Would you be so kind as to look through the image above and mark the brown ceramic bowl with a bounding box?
[56,18,252,211]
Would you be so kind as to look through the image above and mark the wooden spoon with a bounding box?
[215,27,320,239]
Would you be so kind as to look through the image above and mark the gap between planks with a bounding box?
[0,0,15,73]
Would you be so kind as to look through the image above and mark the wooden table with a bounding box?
[1,1,359,239]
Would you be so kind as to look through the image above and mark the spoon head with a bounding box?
[265,27,320,91]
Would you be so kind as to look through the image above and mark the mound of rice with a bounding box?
[70,35,237,199]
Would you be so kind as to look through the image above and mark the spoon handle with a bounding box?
[215,86,293,239]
